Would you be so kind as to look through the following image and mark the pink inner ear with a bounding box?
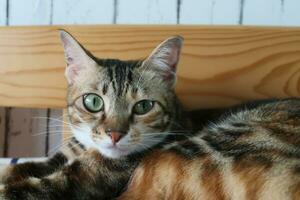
[65,64,80,84]
[167,46,180,72]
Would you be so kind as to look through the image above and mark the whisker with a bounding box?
[32,131,73,137]
[48,136,74,154]
[32,117,81,129]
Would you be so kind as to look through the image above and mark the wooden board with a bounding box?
[0,25,299,110]
[4,0,55,157]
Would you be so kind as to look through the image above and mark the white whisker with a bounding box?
[48,136,74,154]
[32,117,81,129]
[31,131,72,137]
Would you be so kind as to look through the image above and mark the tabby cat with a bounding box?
[0,30,299,200]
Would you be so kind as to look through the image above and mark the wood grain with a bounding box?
[5,1,53,157]
[0,25,299,110]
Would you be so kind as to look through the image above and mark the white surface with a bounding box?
[243,0,283,25]
[0,0,6,25]
[9,0,52,25]
[0,157,47,165]
[180,0,241,25]
[117,0,177,24]
[282,0,300,26]
[52,0,114,24]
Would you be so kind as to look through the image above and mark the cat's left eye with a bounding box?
[83,93,104,113]
[133,100,154,115]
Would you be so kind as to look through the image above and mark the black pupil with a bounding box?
[136,100,153,114]
[142,101,149,109]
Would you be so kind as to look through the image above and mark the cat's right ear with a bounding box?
[59,30,96,84]
[142,36,183,88]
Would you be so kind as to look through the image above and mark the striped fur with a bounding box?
[119,98,300,200]
[0,32,299,200]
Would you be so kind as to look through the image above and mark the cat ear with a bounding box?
[59,30,96,84]
[143,36,183,88]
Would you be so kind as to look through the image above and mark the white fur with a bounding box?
[71,124,132,159]
[71,123,166,159]
[71,124,96,149]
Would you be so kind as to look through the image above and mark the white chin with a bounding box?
[96,146,130,159]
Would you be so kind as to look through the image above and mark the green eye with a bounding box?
[133,100,154,115]
[83,93,104,113]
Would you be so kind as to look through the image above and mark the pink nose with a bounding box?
[107,131,124,145]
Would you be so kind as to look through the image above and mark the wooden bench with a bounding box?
[0,25,299,140]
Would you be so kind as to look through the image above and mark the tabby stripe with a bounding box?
[5,153,67,184]
[233,158,270,200]
[265,126,300,146]
[292,182,300,200]
[124,67,131,94]
[201,156,227,200]
[168,141,207,158]
[102,84,108,95]
[108,66,116,92]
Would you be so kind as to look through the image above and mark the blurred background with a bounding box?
[0,0,299,157]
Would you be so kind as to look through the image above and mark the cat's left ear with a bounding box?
[59,30,97,85]
[142,36,183,88]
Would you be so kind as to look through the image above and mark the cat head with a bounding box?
[60,30,183,159]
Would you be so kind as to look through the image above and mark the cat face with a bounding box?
[60,31,183,159]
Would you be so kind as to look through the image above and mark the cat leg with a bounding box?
[0,165,11,184]
[1,152,68,185]
[0,164,23,184]
[0,149,135,200]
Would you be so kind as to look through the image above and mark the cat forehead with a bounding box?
[96,59,143,83]
[93,58,146,96]
[96,58,143,69]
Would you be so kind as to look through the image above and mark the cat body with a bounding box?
[120,98,300,200]
[0,31,299,200]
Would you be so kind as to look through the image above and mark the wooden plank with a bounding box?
[6,108,46,157]
[48,109,63,156]
[9,0,52,25]
[0,25,299,109]
[0,108,5,156]
[0,0,7,157]
[6,107,48,157]
[6,0,53,157]
[180,0,241,24]
[243,0,283,25]
[52,0,114,24]
[117,0,177,24]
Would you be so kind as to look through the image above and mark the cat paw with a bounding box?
[0,166,12,184]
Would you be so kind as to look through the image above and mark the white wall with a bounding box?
[0,0,299,157]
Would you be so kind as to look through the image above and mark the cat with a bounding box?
[0,31,192,199]
[0,30,299,200]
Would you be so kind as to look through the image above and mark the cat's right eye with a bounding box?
[133,100,154,115]
[83,93,104,113]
